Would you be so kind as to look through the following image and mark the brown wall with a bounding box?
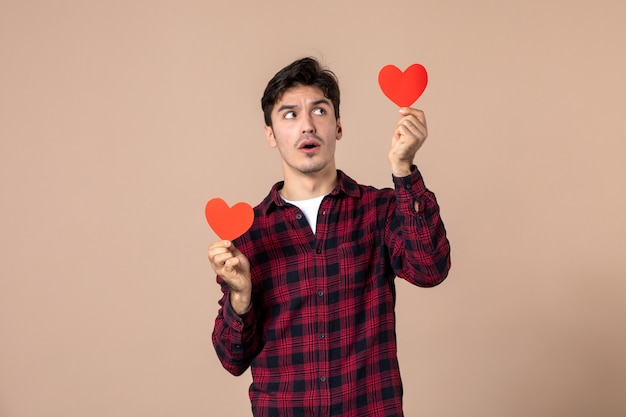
[1,1,625,416]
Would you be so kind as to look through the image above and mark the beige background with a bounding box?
[1,0,625,416]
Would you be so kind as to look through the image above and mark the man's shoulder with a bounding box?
[335,170,396,198]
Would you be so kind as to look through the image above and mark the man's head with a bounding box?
[261,57,340,128]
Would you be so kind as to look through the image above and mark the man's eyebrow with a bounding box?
[312,99,331,107]
[276,99,331,113]
[276,104,298,113]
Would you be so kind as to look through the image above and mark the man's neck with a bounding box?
[280,167,338,201]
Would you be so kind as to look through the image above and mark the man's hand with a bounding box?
[388,107,428,177]
[208,240,252,314]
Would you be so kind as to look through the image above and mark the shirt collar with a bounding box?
[260,170,361,214]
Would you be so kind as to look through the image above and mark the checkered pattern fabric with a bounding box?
[213,166,451,417]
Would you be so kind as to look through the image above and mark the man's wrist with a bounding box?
[391,162,413,177]
[230,291,252,315]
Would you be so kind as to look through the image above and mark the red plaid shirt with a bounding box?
[212,166,451,417]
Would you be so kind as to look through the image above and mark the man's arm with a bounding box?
[209,240,260,375]
[211,280,260,376]
[387,166,451,286]
[385,108,451,286]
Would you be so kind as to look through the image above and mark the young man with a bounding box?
[209,57,451,417]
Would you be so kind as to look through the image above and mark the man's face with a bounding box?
[264,85,342,178]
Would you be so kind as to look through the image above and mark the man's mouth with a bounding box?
[298,139,321,151]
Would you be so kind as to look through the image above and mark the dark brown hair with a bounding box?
[261,57,340,127]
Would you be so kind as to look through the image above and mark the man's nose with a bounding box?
[301,113,315,133]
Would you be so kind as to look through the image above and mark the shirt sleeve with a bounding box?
[386,165,451,287]
[211,277,261,376]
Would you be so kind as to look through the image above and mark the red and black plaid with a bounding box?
[212,166,451,417]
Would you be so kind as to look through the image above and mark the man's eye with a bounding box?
[284,111,296,119]
[313,108,326,115]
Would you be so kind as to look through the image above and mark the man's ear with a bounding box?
[264,125,277,148]
[336,118,343,140]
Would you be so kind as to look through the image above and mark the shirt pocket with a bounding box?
[338,233,377,291]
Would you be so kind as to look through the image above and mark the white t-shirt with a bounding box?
[282,195,326,234]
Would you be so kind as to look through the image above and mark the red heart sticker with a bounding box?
[378,64,428,107]
[205,198,254,241]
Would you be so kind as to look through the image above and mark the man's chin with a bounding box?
[299,167,324,175]
[298,160,329,175]
[284,156,334,176]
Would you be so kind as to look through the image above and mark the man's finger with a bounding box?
[224,257,241,272]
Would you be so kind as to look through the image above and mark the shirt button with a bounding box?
[317,291,324,297]
[296,213,303,220]
[320,333,325,339]
[316,248,322,254]
[320,376,327,382]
